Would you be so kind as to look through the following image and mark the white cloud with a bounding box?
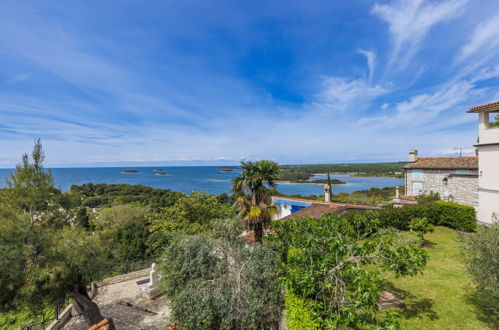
[314,76,387,112]
[358,49,376,81]
[6,73,30,85]
[457,11,499,62]
[373,0,468,66]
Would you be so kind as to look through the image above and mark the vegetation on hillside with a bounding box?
[1,147,493,330]
[278,186,403,205]
[70,183,184,209]
[279,162,406,183]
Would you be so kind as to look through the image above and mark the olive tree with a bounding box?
[159,218,283,329]
[461,224,499,299]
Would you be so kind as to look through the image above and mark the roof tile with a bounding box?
[404,156,477,170]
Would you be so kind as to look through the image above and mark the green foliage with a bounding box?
[461,224,499,299]
[74,208,90,229]
[416,191,440,204]
[284,290,320,330]
[276,186,404,205]
[0,140,107,316]
[160,218,283,329]
[71,183,184,209]
[268,212,427,328]
[108,219,149,261]
[96,204,149,230]
[3,138,58,222]
[149,191,232,236]
[379,201,477,232]
[409,217,434,243]
[489,114,499,128]
[279,162,406,182]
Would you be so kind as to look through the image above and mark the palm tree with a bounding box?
[232,160,280,242]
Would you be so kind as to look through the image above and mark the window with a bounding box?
[413,183,423,195]
[456,170,469,174]
[412,169,423,180]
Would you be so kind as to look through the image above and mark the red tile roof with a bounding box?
[272,196,382,210]
[280,204,347,220]
[272,196,382,221]
[404,156,478,170]
[468,101,499,113]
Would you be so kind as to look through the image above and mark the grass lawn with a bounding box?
[386,226,497,330]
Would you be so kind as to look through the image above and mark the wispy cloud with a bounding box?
[358,50,376,82]
[457,11,499,63]
[372,0,468,67]
[6,73,29,85]
[314,76,387,112]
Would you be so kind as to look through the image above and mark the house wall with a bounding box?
[477,124,499,224]
[447,175,479,207]
[405,169,478,207]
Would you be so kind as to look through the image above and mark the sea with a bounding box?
[0,167,403,196]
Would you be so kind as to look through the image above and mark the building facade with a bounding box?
[468,102,499,224]
[403,150,478,207]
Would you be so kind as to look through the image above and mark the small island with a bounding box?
[219,166,239,172]
[122,169,139,173]
[153,169,165,172]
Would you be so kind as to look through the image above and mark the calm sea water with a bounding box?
[0,167,403,196]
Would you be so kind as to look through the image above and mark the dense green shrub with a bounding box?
[160,218,283,329]
[461,224,499,299]
[379,201,476,232]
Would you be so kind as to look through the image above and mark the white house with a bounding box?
[468,101,499,224]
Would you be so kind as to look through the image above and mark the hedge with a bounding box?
[378,201,476,232]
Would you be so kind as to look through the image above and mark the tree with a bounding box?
[0,140,113,328]
[4,138,55,226]
[409,217,434,245]
[461,224,499,299]
[268,211,428,328]
[231,160,280,242]
[159,218,283,329]
[149,191,232,235]
[74,208,91,229]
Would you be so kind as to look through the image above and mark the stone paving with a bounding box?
[63,276,171,329]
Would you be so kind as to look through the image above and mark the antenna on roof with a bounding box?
[454,147,464,157]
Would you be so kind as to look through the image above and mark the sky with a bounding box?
[1,0,499,167]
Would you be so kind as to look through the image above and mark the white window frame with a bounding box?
[413,182,423,195]
[412,169,423,180]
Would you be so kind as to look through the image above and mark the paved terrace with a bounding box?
[62,269,171,330]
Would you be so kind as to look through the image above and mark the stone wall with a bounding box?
[447,174,479,207]
[405,169,478,207]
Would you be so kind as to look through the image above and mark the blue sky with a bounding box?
[1,0,499,167]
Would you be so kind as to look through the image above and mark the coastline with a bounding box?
[276,180,345,186]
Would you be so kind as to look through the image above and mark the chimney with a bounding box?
[324,184,331,202]
[409,149,418,162]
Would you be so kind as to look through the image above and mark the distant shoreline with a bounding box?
[276,180,345,186]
